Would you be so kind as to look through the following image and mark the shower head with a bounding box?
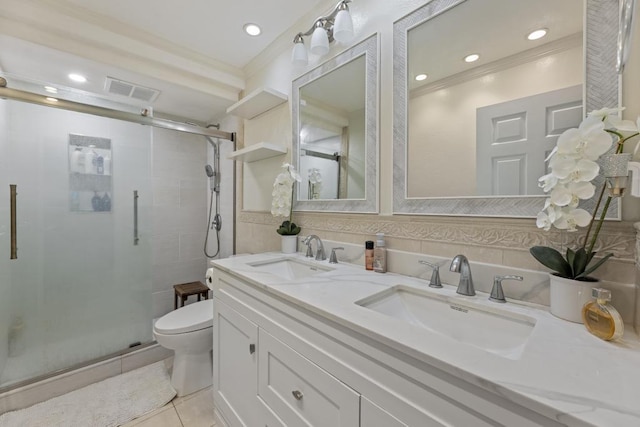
[205,164,214,177]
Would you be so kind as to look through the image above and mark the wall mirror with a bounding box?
[293,34,378,213]
[393,0,620,217]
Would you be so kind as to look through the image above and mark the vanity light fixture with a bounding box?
[244,23,261,36]
[415,74,428,81]
[68,73,87,83]
[291,0,354,66]
[527,28,548,41]
[44,86,58,93]
[464,53,480,63]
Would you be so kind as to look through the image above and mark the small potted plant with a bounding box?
[271,163,302,253]
[530,107,639,322]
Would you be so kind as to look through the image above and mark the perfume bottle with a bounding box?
[582,288,624,341]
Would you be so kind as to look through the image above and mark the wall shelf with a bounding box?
[226,88,288,119]
[228,142,287,163]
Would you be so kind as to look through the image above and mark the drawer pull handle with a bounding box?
[249,344,255,354]
[292,390,304,400]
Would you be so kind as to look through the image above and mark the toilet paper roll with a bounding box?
[205,268,215,286]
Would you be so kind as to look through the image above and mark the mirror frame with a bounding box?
[293,34,379,213]
[393,0,621,217]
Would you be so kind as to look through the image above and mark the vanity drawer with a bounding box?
[258,329,360,427]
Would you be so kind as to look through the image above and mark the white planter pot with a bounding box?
[549,274,598,323]
[281,235,297,254]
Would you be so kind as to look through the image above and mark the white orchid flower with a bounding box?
[607,115,639,132]
[588,107,626,126]
[536,209,555,231]
[552,208,592,232]
[538,173,558,192]
[550,156,599,182]
[271,163,302,219]
[550,181,595,207]
[556,118,612,161]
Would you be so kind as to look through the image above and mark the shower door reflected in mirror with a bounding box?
[293,34,378,213]
[0,99,152,389]
[298,55,366,201]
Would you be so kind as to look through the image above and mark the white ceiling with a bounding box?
[407,0,583,91]
[0,0,325,123]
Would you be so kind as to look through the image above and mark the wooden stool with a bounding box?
[173,281,209,309]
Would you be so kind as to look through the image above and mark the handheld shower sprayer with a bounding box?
[205,164,219,193]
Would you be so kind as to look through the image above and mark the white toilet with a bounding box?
[153,299,213,396]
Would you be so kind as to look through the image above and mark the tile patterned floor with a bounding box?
[121,386,215,427]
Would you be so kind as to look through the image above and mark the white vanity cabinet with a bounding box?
[213,299,260,427]
[211,267,562,427]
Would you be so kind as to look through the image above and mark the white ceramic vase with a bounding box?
[549,274,598,323]
[281,235,297,254]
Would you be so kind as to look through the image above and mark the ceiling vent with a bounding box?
[104,77,160,103]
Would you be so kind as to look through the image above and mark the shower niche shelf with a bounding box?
[226,87,287,119]
[68,134,112,213]
[228,142,287,163]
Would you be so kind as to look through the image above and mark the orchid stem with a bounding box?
[582,183,605,251]
[587,195,612,255]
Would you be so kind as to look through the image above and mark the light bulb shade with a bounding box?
[333,9,354,43]
[292,41,308,66]
[310,26,330,56]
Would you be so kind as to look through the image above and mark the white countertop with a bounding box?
[210,252,640,427]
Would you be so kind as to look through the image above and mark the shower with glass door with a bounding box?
[0,80,235,391]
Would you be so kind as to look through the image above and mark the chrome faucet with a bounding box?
[303,235,326,261]
[449,254,475,296]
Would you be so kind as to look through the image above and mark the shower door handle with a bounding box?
[133,190,139,246]
[10,184,17,259]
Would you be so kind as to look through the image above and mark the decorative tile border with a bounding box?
[238,211,636,262]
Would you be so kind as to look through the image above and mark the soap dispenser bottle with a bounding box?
[373,233,387,273]
[582,288,624,341]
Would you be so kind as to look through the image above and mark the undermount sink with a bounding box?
[356,285,536,360]
[248,257,334,281]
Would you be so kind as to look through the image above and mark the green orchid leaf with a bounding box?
[565,248,576,276]
[572,248,589,277]
[578,252,614,278]
[530,246,573,277]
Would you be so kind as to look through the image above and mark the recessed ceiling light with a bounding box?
[415,74,428,81]
[45,97,58,102]
[68,73,87,83]
[44,86,58,93]
[244,23,261,36]
[464,53,480,63]
[527,28,548,41]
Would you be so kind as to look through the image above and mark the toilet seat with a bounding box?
[154,299,213,335]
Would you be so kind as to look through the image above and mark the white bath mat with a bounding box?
[0,361,176,427]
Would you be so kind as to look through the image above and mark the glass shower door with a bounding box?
[0,99,153,388]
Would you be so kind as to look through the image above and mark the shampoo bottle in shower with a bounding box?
[101,192,111,212]
[91,191,101,211]
[582,288,623,341]
[96,154,104,175]
[71,147,85,173]
[373,233,387,273]
[85,149,97,174]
